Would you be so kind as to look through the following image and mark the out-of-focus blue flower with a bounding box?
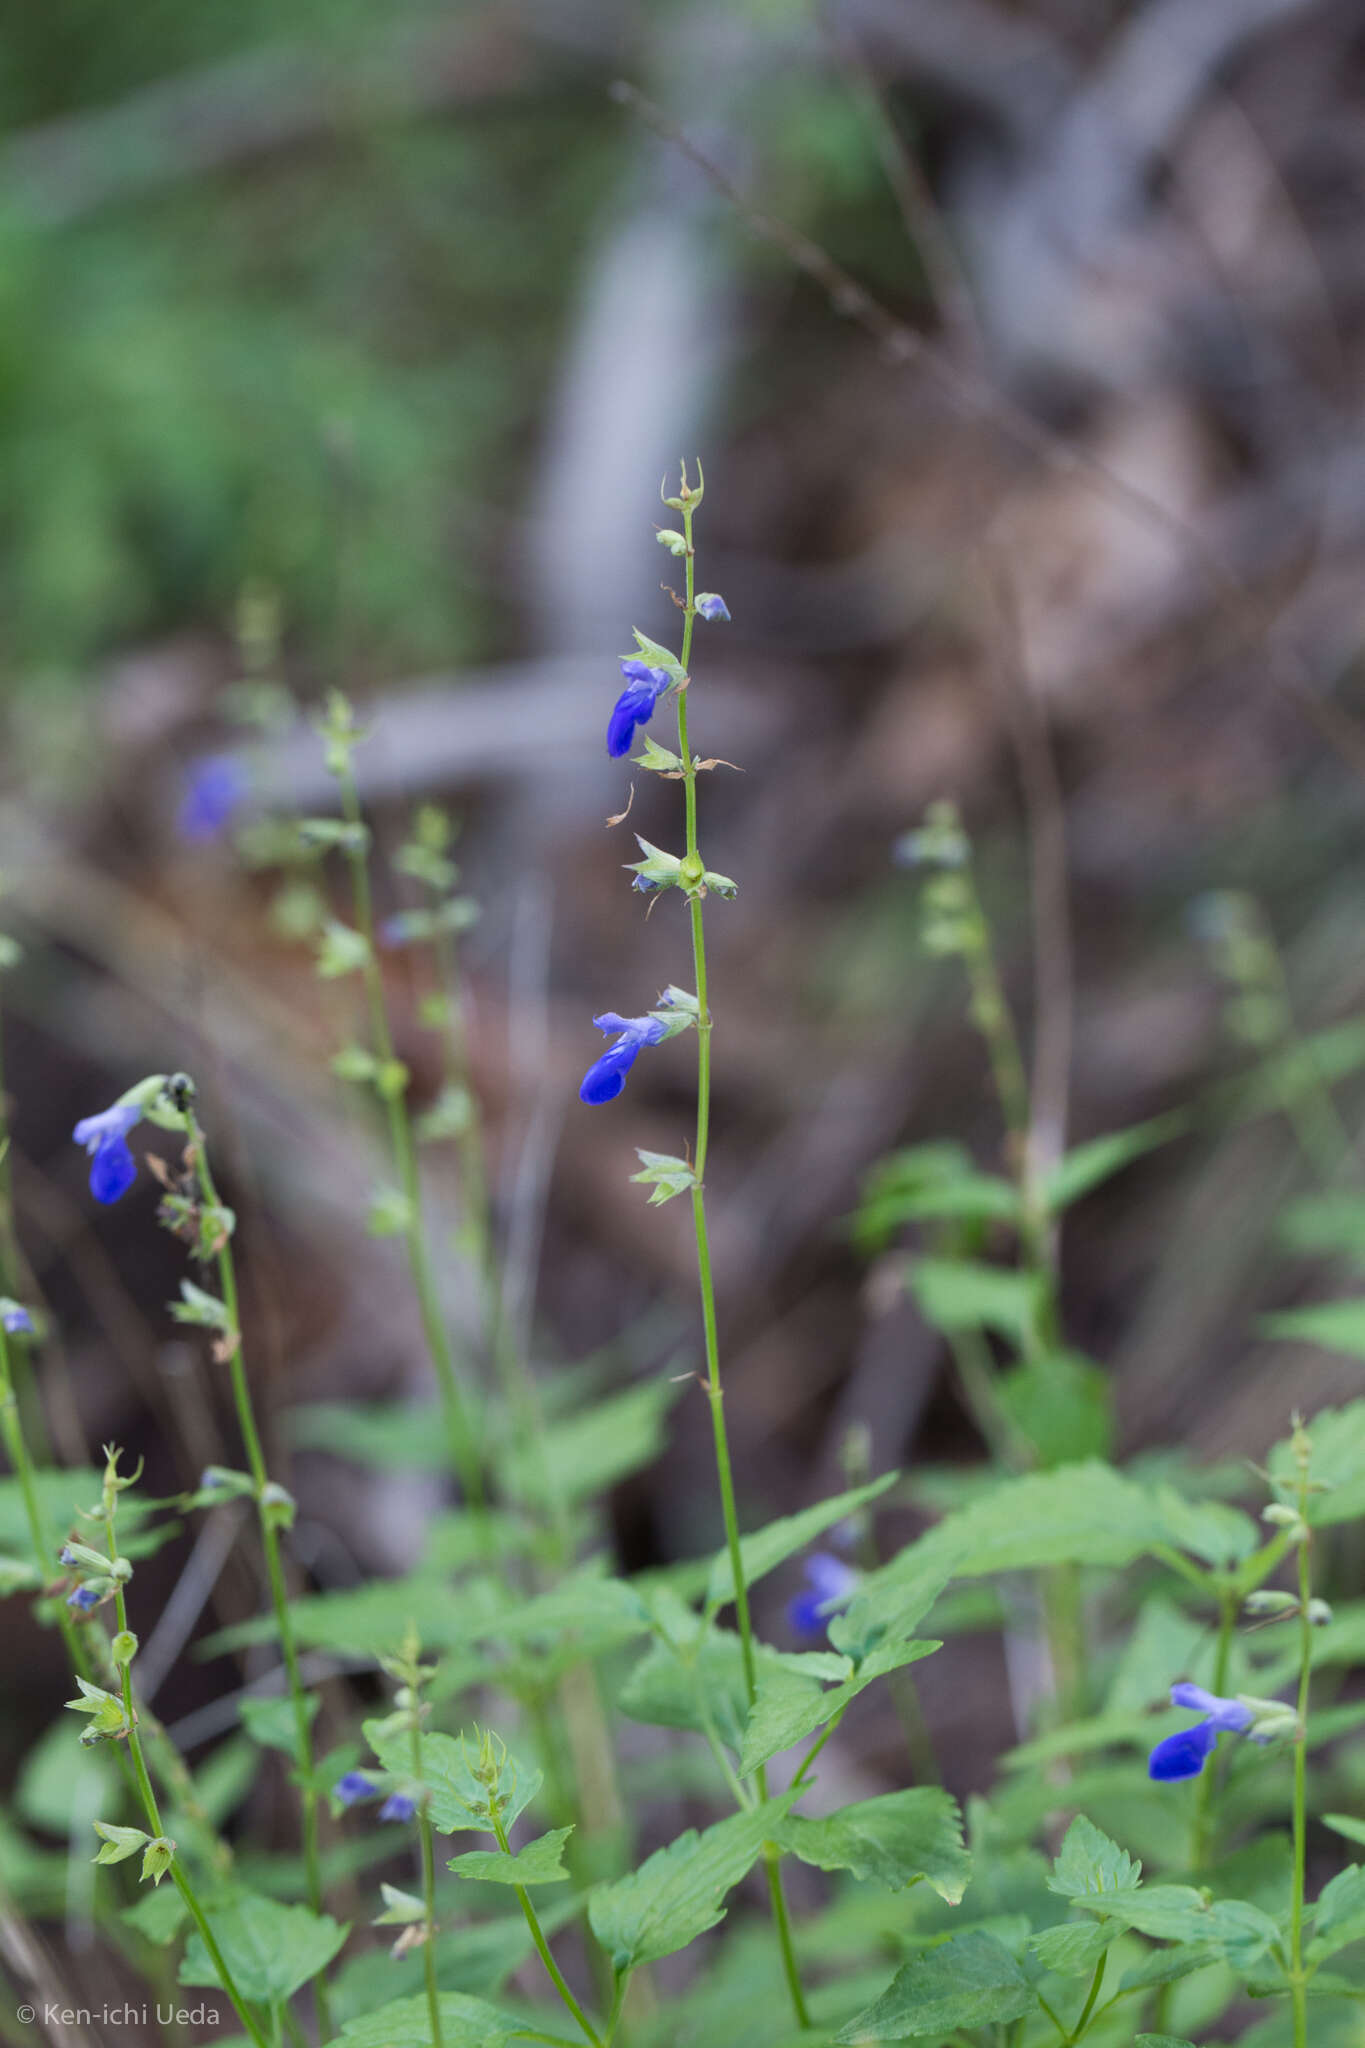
[1169,1682,1254,1732]
[179,755,249,842]
[579,1012,667,1106]
[631,875,659,894]
[379,1792,416,1823]
[695,593,730,623]
[607,660,670,759]
[1148,1682,1255,1781]
[73,1102,142,1206]
[788,1553,861,1638]
[67,1585,102,1613]
[0,1302,34,1336]
[333,1771,377,1808]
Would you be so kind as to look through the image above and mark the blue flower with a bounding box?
[379,1792,416,1823]
[607,660,670,759]
[695,593,730,623]
[788,1553,861,1638]
[579,1012,667,1106]
[73,1102,142,1206]
[179,754,249,842]
[1148,1682,1254,1781]
[0,1302,34,1336]
[67,1585,102,1613]
[333,1771,377,1808]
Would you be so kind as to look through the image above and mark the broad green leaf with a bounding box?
[363,1725,541,1837]
[777,1788,969,1902]
[16,1722,116,1836]
[826,1555,951,1664]
[448,1827,573,1887]
[1324,1814,1365,1849]
[122,1886,190,1945]
[1106,1597,1211,1714]
[739,1639,940,1775]
[704,1474,896,1613]
[200,1572,506,1659]
[1029,1919,1116,1976]
[325,1991,569,2047]
[1260,1302,1365,1361]
[180,1893,348,2003]
[287,1402,454,1471]
[618,1630,753,1757]
[240,1692,319,1756]
[588,1798,792,1971]
[1150,1487,1257,1566]
[1042,1112,1187,1211]
[834,1928,1037,2040]
[1047,1815,1142,1898]
[502,1379,683,1505]
[1074,1885,1280,1964]
[910,1258,1046,1350]
[1308,1864,1365,1962]
[996,1351,1113,1467]
[890,1461,1168,1581]
[1135,2038,1198,2047]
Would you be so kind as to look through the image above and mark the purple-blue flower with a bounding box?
[1,1303,34,1336]
[379,1792,416,1823]
[179,755,249,842]
[788,1553,861,1638]
[1148,1682,1255,1781]
[73,1103,142,1206]
[67,1585,102,1613]
[579,1012,667,1106]
[333,1771,377,1808]
[695,593,730,623]
[607,660,670,759]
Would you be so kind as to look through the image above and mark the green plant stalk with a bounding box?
[188,1124,332,2042]
[409,1717,444,2048]
[1064,1951,1107,2042]
[335,770,483,1506]
[99,1492,268,2048]
[674,495,810,2031]
[1190,1585,1237,1872]
[489,1809,601,2046]
[1289,1516,1313,2048]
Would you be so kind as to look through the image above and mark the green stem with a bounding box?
[1190,1586,1237,1872]
[674,491,810,2031]
[99,1493,268,2048]
[188,1122,332,2042]
[410,1720,444,2048]
[490,1811,601,2046]
[1065,1952,1106,2042]
[1289,1498,1313,2048]
[336,767,483,1506]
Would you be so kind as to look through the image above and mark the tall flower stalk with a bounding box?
[582,465,809,2028]
[319,698,484,1507]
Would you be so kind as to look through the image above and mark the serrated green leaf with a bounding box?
[1074,1884,1280,1964]
[1308,1863,1365,1962]
[834,1928,1037,2040]
[179,1893,348,2003]
[704,1474,896,1614]
[588,1798,792,1971]
[738,1639,940,1775]
[363,1725,540,1837]
[1047,1815,1142,1898]
[632,734,683,772]
[448,1826,573,1887]
[1029,1919,1117,1976]
[325,1991,567,2048]
[777,1788,968,1902]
